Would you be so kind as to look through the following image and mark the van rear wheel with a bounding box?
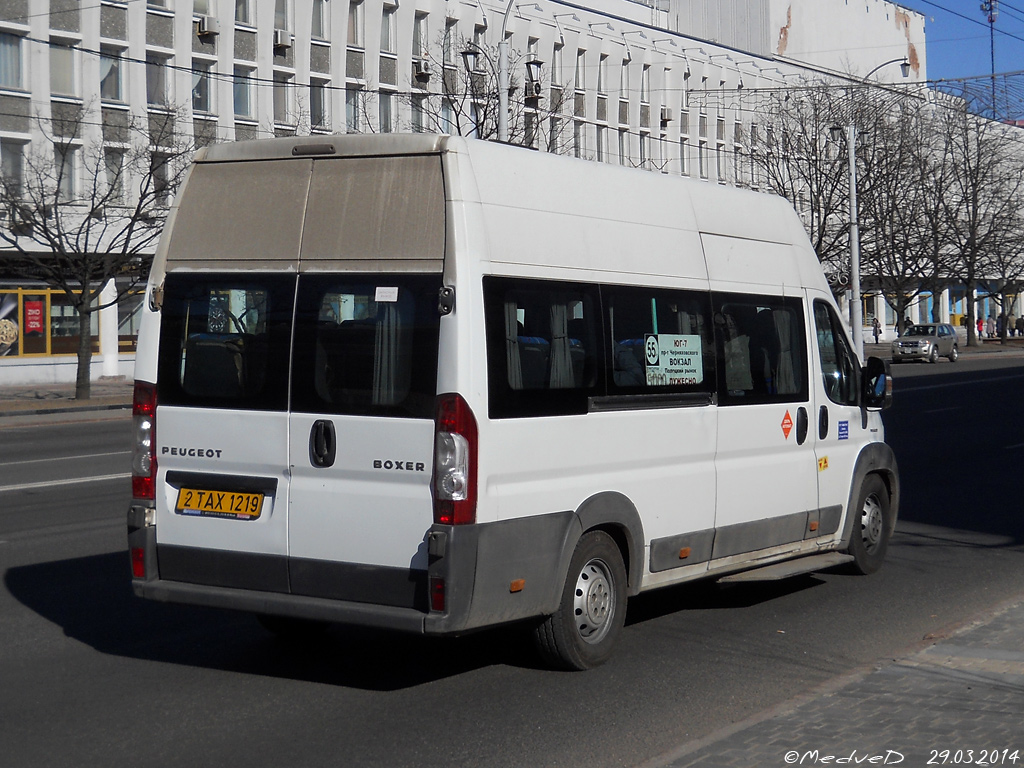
[844,475,893,575]
[533,531,627,671]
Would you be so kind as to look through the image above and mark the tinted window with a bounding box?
[158,273,293,410]
[291,274,442,418]
[484,277,601,418]
[715,293,808,405]
[813,300,858,406]
[604,285,714,395]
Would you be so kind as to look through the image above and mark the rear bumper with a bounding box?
[128,506,577,636]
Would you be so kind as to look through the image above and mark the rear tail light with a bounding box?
[130,546,147,578]
[432,393,478,525]
[131,381,157,500]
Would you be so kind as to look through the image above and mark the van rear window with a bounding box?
[157,274,294,410]
[290,275,442,419]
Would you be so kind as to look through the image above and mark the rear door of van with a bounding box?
[286,274,442,610]
[154,273,295,590]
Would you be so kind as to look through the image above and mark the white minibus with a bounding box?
[128,135,897,670]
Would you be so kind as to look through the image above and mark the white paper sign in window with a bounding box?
[644,333,703,386]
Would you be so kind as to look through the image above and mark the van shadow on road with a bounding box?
[5,548,833,689]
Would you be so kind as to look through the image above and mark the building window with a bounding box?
[0,32,23,90]
[50,43,77,97]
[596,124,606,162]
[620,59,629,97]
[618,129,628,165]
[233,66,252,117]
[347,1,363,47]
[379,91,393,132]
[151,152,170,205]
[235,0,251,25]
[146,54,169,106]
[104,147,124,202]
[443,20,456,66]
[575,49,585,91]
[148,0,168,8]
[573,119,583,158]
[310,78,328,129]
[194,0,212,16]
[54,144,76,201]
[411,93,426,132]
[640,65,650,104]
[716,114,726,182]
[345,85,360,132]
[192,59,213,112]
[312,0,327,38]
[275,0,289,29]
[698,111,708,179]
[639,132,650,168]
[381,6,396,54]
[679,110,690,176]
[273,71,293,123]
[99,47,123,102]
[1,139,24,196]
[413,13,427,60]
[551,44,562,86]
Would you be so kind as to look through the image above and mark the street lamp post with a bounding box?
[462,0,517,142]
[837,57,910,361]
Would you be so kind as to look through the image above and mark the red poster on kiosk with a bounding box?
[24,300,44,334]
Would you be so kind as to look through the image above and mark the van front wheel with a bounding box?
[533,531,627,671]
[845,475,893,575]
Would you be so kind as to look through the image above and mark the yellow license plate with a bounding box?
[175,488,264,520]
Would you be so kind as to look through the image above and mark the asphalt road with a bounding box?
[1,356,1023,768]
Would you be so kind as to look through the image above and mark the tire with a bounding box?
[928,346,939,363]
[533,531,627,671]
[844,474,893,575]
[948,345,959,362]
[256,613,329,640]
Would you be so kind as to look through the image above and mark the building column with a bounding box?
[100,280,119,378]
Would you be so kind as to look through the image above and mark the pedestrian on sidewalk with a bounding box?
[872,317,881,345]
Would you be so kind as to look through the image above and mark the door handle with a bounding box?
[818,405,829,440]
[796,407,808,445]
[310,419,337,468]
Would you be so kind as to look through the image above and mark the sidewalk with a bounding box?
[648,597,1024,767]
[0,376,133,417]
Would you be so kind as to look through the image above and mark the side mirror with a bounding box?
[861,356,892,410]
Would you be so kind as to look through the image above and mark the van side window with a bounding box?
[813,300,858,405]
[157,274,293,410]
[291,275,442,419]
[604,286,714,394]
[484,277,600,418]
[714,293,808,405]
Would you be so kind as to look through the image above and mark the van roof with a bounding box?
[194,134,449,163]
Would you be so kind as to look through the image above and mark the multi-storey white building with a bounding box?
[0,0,926,382]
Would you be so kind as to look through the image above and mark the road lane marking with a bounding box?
[0,473,130,493]
[0,450,131,467]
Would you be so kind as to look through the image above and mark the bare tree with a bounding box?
[753,81,854,290]
[0,103,196,398]
[940,105,1024,345]
[401,33,573,152]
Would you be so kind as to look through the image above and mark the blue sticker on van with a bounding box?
[838,421,849,440]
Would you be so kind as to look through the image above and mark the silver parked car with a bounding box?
[891,323,959,363]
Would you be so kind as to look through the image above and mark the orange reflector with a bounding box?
[678,547,692,559]
[509,579,525,593]
[809,521,819,532]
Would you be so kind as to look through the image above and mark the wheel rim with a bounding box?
[573,557,616,645]
[860,493,884,554]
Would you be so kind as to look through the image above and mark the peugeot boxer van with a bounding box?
[128,135,897,670]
